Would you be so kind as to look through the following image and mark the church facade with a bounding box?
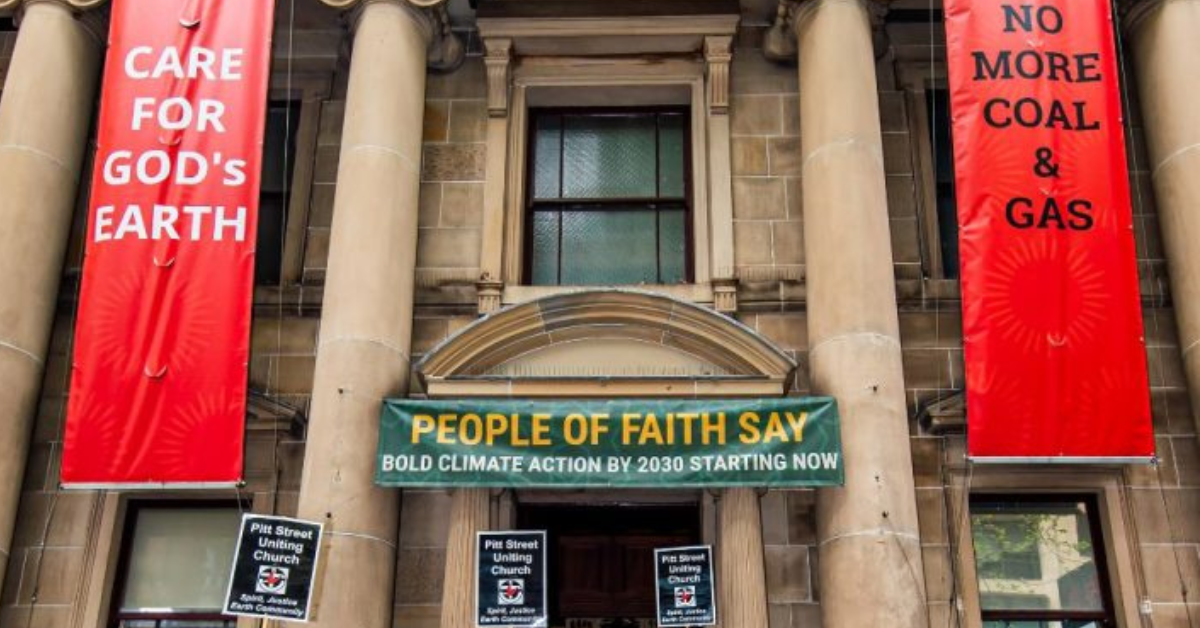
[0,0,1197,627]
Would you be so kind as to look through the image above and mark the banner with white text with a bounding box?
[944,0,1153,460]
[62,0,274,486]
[376,398,843,488]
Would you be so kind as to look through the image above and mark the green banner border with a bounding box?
[376,397,843,488]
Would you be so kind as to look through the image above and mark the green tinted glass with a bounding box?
[560,209,658,284]
[658,114,686,198]
[562,115,657,199]
[659,209,687,283]
[530,211,561,285]
[533,115,562,200]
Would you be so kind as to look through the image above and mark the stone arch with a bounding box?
[416,289,796,397]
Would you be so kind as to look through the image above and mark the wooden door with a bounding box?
[518,504,700,624]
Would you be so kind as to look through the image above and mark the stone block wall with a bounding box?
[395,490,452,628]
[417,57,487,289]
[730,28,803,292]
[304,98,343,283]
[879,89,923,281]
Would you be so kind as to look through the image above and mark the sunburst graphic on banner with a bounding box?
[958,132,1029,221]
[122,266,231,477]
[133,391,242,481]
[977,237,1110,356]
[1063,358,1153,456]
[967,363,1040,453]
[62,388,123,481]
[1052,127,1129,233]
[82,264,151,376]
[151,261,229,374]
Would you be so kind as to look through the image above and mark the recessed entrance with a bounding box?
[517,502,702,627]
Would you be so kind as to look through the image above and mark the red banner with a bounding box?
[62,0,274,485]
[944,0,1153,459]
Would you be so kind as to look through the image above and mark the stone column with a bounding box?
[717,488,769,628]
[295,1,450,626]
[440,489,490,628]
[792,1,928,627]
[1126,0,1200,441]
[0,0,102,594]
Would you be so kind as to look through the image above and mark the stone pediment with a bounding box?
[416,290,796,397]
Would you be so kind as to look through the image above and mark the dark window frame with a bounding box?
[924,87,960,280]
[970,493,1117,628]
[522,106,694,286]
[109,500,245,628]
[254,100,301,287]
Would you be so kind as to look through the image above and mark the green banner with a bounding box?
[376,398,842,488]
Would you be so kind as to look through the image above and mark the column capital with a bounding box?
[762,0,893,63]
[0,0,106,14]
[329,0,464,72]
[1118,0,1173,36]
[0,0,109,46]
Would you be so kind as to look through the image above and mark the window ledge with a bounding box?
[503,283,714,308]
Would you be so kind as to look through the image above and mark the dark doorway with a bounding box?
[517,503,702,626]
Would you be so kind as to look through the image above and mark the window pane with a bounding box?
[533,115,563,200]
[560,209,658,284]
[937,186,960,279]
[971,500,1105,613]
[562,115,657,199]
[659,209,687,283]
[261,103,299,194]
[121,508,241,612]
[926,89,960,279]
[530,211,561,286]
[255,194,285,285]
[927,90,956,184]
[658,114,686,199]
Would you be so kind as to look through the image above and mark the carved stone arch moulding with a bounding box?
[416,289,798,398]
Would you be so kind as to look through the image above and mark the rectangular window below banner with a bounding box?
[971,495,1115,628]
[112,503,242,628]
